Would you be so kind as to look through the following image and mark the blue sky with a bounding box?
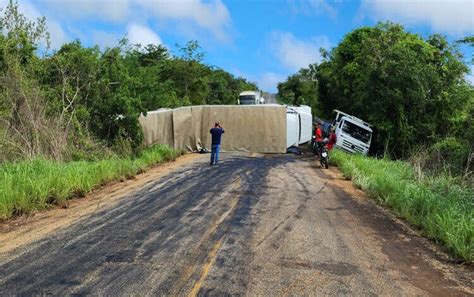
[4,0,473,92]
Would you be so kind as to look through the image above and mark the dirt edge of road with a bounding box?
[0,153,203,255]
[324,167,473,295]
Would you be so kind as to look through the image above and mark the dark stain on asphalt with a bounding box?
[323,206,345,211]
[0,154,294,296]
[1,152,471,296]
[197,287,233,297]
[279,257,360,276]
[105,250,137,263]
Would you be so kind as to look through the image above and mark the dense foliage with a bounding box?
[0,2,256,162]
[278,22,473,177]
[277,64,318,114]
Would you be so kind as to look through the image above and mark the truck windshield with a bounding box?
[239,95,256,105]
[342,121,371,143]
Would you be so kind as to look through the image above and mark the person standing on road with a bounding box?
[210,122,225,165]
[315,123,323,158]
[315,123,323,142]
[327,127,337,151]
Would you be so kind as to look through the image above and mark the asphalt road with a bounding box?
[0,152,472,296]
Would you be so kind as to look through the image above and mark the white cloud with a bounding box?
[16,0,41,20]
[127,23,162,46]
[257,72,286,92]
[47,20,69,49]
[138,0,231,42]
[360,0,474,36]
[41,0,131,22]
[271,31,330,71]
[36,0,231,42]
[92,31,122,49]
[2,0,232,48]
[289,0,339,19]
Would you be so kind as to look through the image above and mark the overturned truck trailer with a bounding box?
[139,105,311,153]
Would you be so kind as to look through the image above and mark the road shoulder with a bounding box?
[323,166,474,295]
[0,153,204,255]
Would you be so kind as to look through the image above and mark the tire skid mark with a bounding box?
[0,155,293,295]
[0,154,204,257]
[254,182,327,249]
[0,160,243,294]
[168,177,242,296]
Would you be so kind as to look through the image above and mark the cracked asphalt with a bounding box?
[0,152,472,296]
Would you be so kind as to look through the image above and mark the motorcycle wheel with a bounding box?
[320,157,329,169]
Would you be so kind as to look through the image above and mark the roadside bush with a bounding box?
[0,144,181,220]
[409,137,473,184]
[427,138,471,176]
[68,136,114,162]
[331,149,473,262]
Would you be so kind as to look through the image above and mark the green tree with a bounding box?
[315,22,471,157]
[277,64,319,114]
[125,44,180,110]
[0,2,264,161]
[160,41,210,105]
[40,41,101,127]
[84,46,145,152]
[206,69,233,105]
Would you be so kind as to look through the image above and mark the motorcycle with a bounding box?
[311,136,329,169]
[318,138,329,169]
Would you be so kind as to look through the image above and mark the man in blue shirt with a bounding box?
[210,122,225,165]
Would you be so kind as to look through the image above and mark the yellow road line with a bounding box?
[188,238,224,297]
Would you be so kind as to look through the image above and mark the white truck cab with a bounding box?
[286,105,312,148]
[238,91,265,105]
[333,109,372,155]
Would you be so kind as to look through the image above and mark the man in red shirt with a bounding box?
[327,127,337,150]
[314,123,323,158]
[315,123,323,142]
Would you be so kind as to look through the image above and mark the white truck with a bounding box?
[333,109,372,155]
[286,105,312,148]
[238,91,265,105]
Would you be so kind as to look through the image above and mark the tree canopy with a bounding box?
[279,22,473,161]
[0,1,257,161]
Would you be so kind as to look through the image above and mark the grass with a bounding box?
[0,144,182,221]
[330,149,473,263]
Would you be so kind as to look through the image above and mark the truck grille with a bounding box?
[342,140,364,153]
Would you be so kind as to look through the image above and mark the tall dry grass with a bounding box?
[0,60,70,162]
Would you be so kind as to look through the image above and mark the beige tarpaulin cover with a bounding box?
[139,105,287,153]
[139,109,174,147]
